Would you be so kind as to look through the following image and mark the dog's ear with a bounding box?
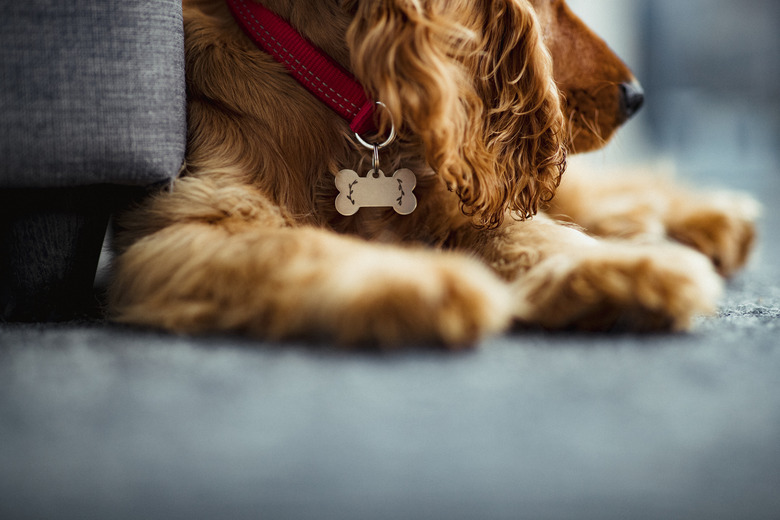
[473,0,567,224]
[347,0,566,228]
[347,0,489,219]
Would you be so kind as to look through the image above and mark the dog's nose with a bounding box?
[619,81,644,120]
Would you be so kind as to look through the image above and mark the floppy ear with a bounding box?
[473,0,567,223]
[347,0,566,228]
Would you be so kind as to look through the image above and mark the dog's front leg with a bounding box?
[451,216,723,332]
[547,164,760,277]
[111,218,512,347]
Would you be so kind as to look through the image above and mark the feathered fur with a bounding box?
[109,0,758,347]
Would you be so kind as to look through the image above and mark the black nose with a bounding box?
[619,81,644,120]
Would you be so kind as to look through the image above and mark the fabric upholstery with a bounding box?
[0,0,186,188]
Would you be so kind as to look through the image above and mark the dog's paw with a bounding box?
[309,249,513,348]
[666,191,760,277]
[512,243,722,332]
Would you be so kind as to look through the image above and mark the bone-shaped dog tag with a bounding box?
[335,168,417,216]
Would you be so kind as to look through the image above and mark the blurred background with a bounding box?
[566,0,780,181]
[565,0,780,281]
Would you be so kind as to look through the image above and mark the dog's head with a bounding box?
[345,0,640,227]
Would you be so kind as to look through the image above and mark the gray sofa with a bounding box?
[0,0,186,320]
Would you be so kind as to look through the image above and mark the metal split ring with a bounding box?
[371,144,381,174]
[354,101,397,169]
[354,102,395,176]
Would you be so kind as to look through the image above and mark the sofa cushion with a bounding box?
[0,0,186,188]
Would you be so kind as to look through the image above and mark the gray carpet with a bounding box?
[1,167,779,519]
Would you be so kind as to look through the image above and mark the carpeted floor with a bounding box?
[1,160,779,519]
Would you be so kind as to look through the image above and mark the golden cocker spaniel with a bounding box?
[109,0,759,346]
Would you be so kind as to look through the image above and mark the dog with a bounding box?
[109,0,758,346]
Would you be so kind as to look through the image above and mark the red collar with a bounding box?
[225,0,376,135]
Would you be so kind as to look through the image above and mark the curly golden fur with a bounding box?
[109,0,759,347]
[348,0,566,225]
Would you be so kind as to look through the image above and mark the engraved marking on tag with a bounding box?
[335,168,417,216]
